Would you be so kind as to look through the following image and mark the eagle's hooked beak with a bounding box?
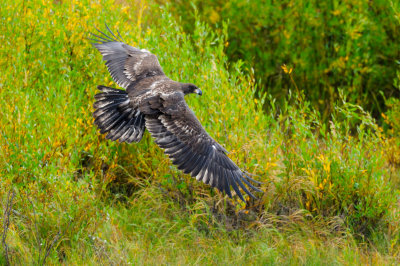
[195,88,202,96]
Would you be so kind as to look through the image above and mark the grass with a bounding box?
[1,0,399,264]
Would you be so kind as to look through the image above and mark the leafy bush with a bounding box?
[0,0,399,264]
[163,0,400,120]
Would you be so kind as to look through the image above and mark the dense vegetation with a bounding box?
[0,0,399,264]
[163,0,400,120]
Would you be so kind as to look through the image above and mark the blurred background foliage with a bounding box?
[160,0,400,120]
[0,0,399,264]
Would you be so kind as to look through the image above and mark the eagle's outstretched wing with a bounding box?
[90,26,165,89]
[143,92,261,201]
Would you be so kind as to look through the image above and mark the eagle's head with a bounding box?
[182,83,202,96]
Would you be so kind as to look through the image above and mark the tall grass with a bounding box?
[0,0,399,264]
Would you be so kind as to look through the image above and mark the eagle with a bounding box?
[90,26,261,201]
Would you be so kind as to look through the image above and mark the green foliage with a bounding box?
[164,0,400,119]
[0,0,399,264]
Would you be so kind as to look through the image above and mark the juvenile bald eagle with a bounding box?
[90,26,261,201]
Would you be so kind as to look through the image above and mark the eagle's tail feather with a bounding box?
[93,85,145,143]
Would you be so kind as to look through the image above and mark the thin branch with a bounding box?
[41,229,61,266]
[26,196,42,264]
[2,189,15,266]
[41,220,72,265]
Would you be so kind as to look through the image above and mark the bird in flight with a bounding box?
[90,26,261,201]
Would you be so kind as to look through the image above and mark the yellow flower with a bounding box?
[281,64,293,74]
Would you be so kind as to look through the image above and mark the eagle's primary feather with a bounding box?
[90,26,261,201]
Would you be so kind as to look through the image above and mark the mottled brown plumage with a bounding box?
[90,26,261,201]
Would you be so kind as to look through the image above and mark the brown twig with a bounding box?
[26,195,68,266]
[26,196,42,264]
[41,229,62,266]
[2,189,15,266]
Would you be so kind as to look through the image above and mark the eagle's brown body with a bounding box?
[90,27,261,201]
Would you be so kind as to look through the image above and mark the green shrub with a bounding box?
[0,0,399,263]
[163,0,400,120]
